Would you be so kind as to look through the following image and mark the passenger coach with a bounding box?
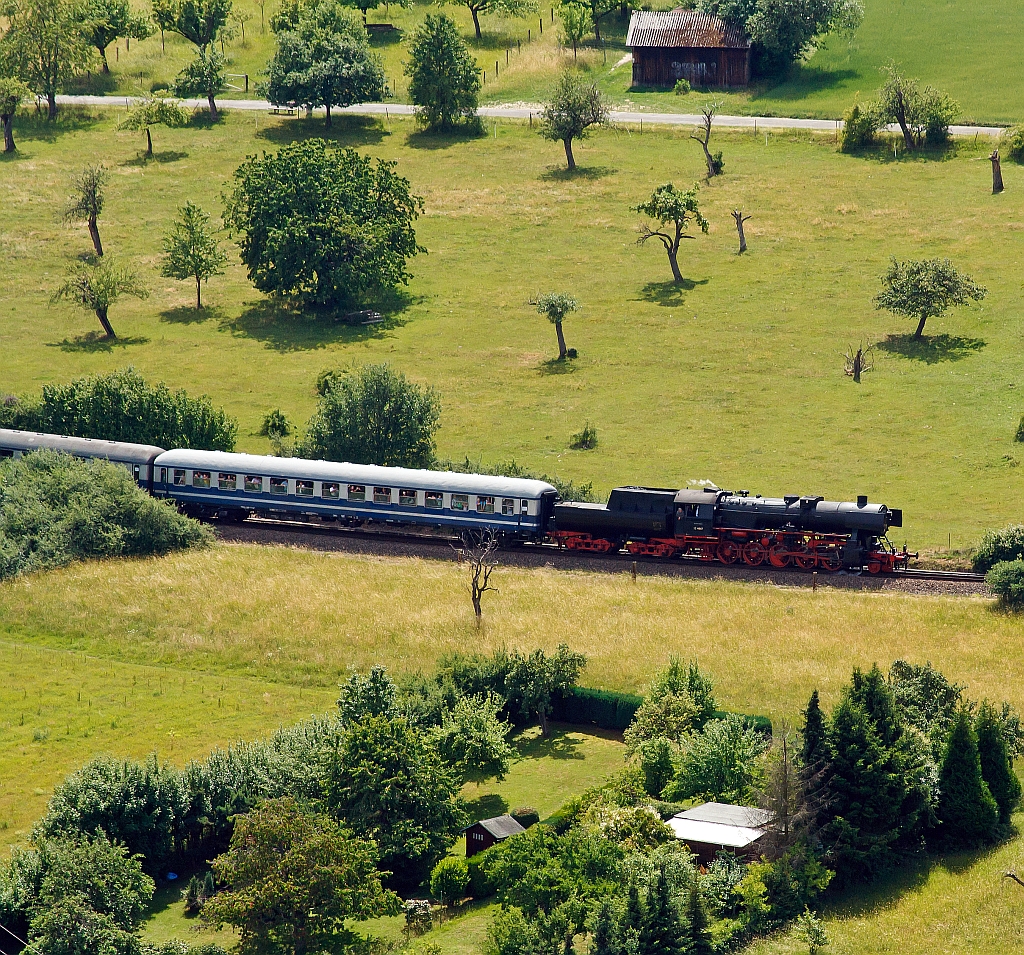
[152,449,558,540]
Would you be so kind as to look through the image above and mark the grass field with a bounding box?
[4,108,1024,548]
[73,0,1024,123]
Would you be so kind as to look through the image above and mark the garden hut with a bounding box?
[667,802,774,863]
[464,814,526,857]
[626,9,752,89]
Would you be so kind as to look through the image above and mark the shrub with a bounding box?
[259,408,291,437]
[921,88,959,146]
[710,150,725,175]
[673,78,691,95]
[466,845,497,898]
[973,525,1024,572]
[987,559,1024,609]
[569,422,598,450]
[510,807,540,829]
[430,855,469,905]
[662,714,769,803]
[840,102,879,152]
[1004,125,1024,163]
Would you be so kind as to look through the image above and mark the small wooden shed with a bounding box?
[667,802,774,864]
[627,9,751,89]
[464,814,526,857]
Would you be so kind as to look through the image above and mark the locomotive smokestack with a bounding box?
[857,495,867,507]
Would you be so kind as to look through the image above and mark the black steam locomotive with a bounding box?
[551,485,909,573]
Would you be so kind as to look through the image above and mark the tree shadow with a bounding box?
[406,126,485,150]
[876,333,986,364]
[121,150,190,167]
[48,332,150,352]
[160,304,223,325]
[537,357,578,376]
[15,108,103,143]
[470,30,529,51]
[514,726,587,761]
[539,165,616,182]
[255,113,387,148]
[748,66,859,101]
[462,792,509,820]
[367,25,405,48]
[636,277,709,306]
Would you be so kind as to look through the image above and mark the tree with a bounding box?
[936,710,999,847]
[158,0,234,51]
[576,0,617,42]
[225,140,424,307]
[30,896,143,955]
[664,714,769,803]
[633,182,709,284]
[405,13,481,132]
[505,643,587,736]
[201,798,401,955]
[532,292,577,361]
[117,95,190,157]
[0,77,31,152]
[876,62,958,150]
[323,715,467,887]
[261,8,385,128]
[151,0,176,50]
[975,701,1022,825]
[686,881,714,955]
[431,692,515,783]
[336,665,400,725]
[161,201,228,308]
[874,257,986,339]
[645,867,687,955]
[0,0,93,120]
[61,165,106,258]
[81,0,153,73]
[732,208,751,253]
[539,70,608,171]
[430,855,469,908]
[458,532,499,621]
[439,0,537,41]
[300,363,440,466]
[172,48,227,119]
[556,1,591,58]
[51,261,148,339]
[690,104,723,179]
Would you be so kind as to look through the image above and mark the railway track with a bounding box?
[219,516,988,589]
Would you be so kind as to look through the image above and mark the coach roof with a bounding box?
[0,429,165,464]
[153,449,558,497]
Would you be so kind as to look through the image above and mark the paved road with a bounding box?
[56,94,1005,137]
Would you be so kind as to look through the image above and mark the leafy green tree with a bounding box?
[439,0,536,40]
[0,0,93,120]
[936,710,999,847]
[623,695,698,753]
[633,182,709,284]
[430,855,469,907]
[336,665,400,724]
[261,7,385,128]
[30,896,143,955]
[556,1,591,57]
[973,525,1024,573]
[157,0,234,51]
[300,363,440,466]
[430,692,515,783]
[225,140,424,307]
[664,714,769,802]
[876,62,959,150]
[505,644,587,736]
[405,13,481,132]
[539,69,608,171]
[975,701,1022,825]
[161,201,228,309]
[0,76,31,152]
[888,660,964,757]
[987,560,1024,610]
[51,260,148,339]
[81,0,153,73]
[323,715,467,887]
[117,95,190,157]
[202,798,401,955]
[632,737,675,796]
[172,48,227,119]
[874,256,986,339]
[533,292,577,361]
[486,905,542,955]
[61,165,107,258]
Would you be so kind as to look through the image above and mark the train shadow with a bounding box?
[877,332,986,364]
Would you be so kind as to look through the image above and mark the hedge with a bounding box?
[551,687,643,730]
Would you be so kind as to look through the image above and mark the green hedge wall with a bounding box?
[551,686,644,730]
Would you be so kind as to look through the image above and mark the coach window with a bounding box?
[322,482,340,500]
[451,493,469,511]
[348,484,365,502]
[219,473,238,491]
[520,500,530,514]
[501,498,515,516]
[399,488,417,506]
[159,468,167,484]
[296,480,314,497]
[373,486,392,504]
[0,450,12,459]
[425,491,443,509]
[477,496,495,514]
[244,475,263,493]
[173,469,187,486]
[193,470,211,489]
[270,477,288,495]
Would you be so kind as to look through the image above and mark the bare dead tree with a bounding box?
[732,209,751,253]
[991,149,1004,194]
[1005,871,1024,889]
[844,343,874,383]
[756,722,817,861]
[454,532,499,621]
[690,103,721,179]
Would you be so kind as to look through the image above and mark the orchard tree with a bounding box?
[172,48,227,119]
[0,0,93,120]
[574,0,616,43]
[81,0,153,73]
[405,13,481,132]
[876,62,959,150]
[539,69,608,171]
[505,643,587,736]
[51,261,148,339]
[0,77,31,152]
[202,798,401,955]
[633,182,709,284]
[61,165,106,258]
[430,693,515,783]
[117,95,190,157]
[300,363,440,466]
[556,1,592,57]
[439,0,537,40]
[532,292,577,361]
[161,201,228,308]
[156,0,234,51]
[874,256,986,339]
[224,140,424,307]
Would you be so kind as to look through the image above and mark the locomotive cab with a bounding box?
[672,489,719,536]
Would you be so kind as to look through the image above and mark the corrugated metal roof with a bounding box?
[667,816,765,849]
[677,802,774,828]
[626,10,750,50]
[470,815,527,839]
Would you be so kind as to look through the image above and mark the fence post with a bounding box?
[528,28,531,41]
[495,59,499,76]
[245,73,249,93]
[539,16,543,34]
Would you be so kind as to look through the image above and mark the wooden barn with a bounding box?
[464,815,526,857]
[627,9,751,89]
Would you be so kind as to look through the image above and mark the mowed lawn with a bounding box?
[4,109,1024,548]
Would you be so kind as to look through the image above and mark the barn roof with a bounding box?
[468,815,527,840]
[626,10,750,50]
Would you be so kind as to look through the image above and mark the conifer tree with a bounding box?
[624,881,648,953]
[937,710,999,847]
[686,882,713,955]
[645,868,687,955]
[589,899,620,955]
[975,702,1022,826]
[801,689,827,767]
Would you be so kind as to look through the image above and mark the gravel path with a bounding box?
[217,522,990,597]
